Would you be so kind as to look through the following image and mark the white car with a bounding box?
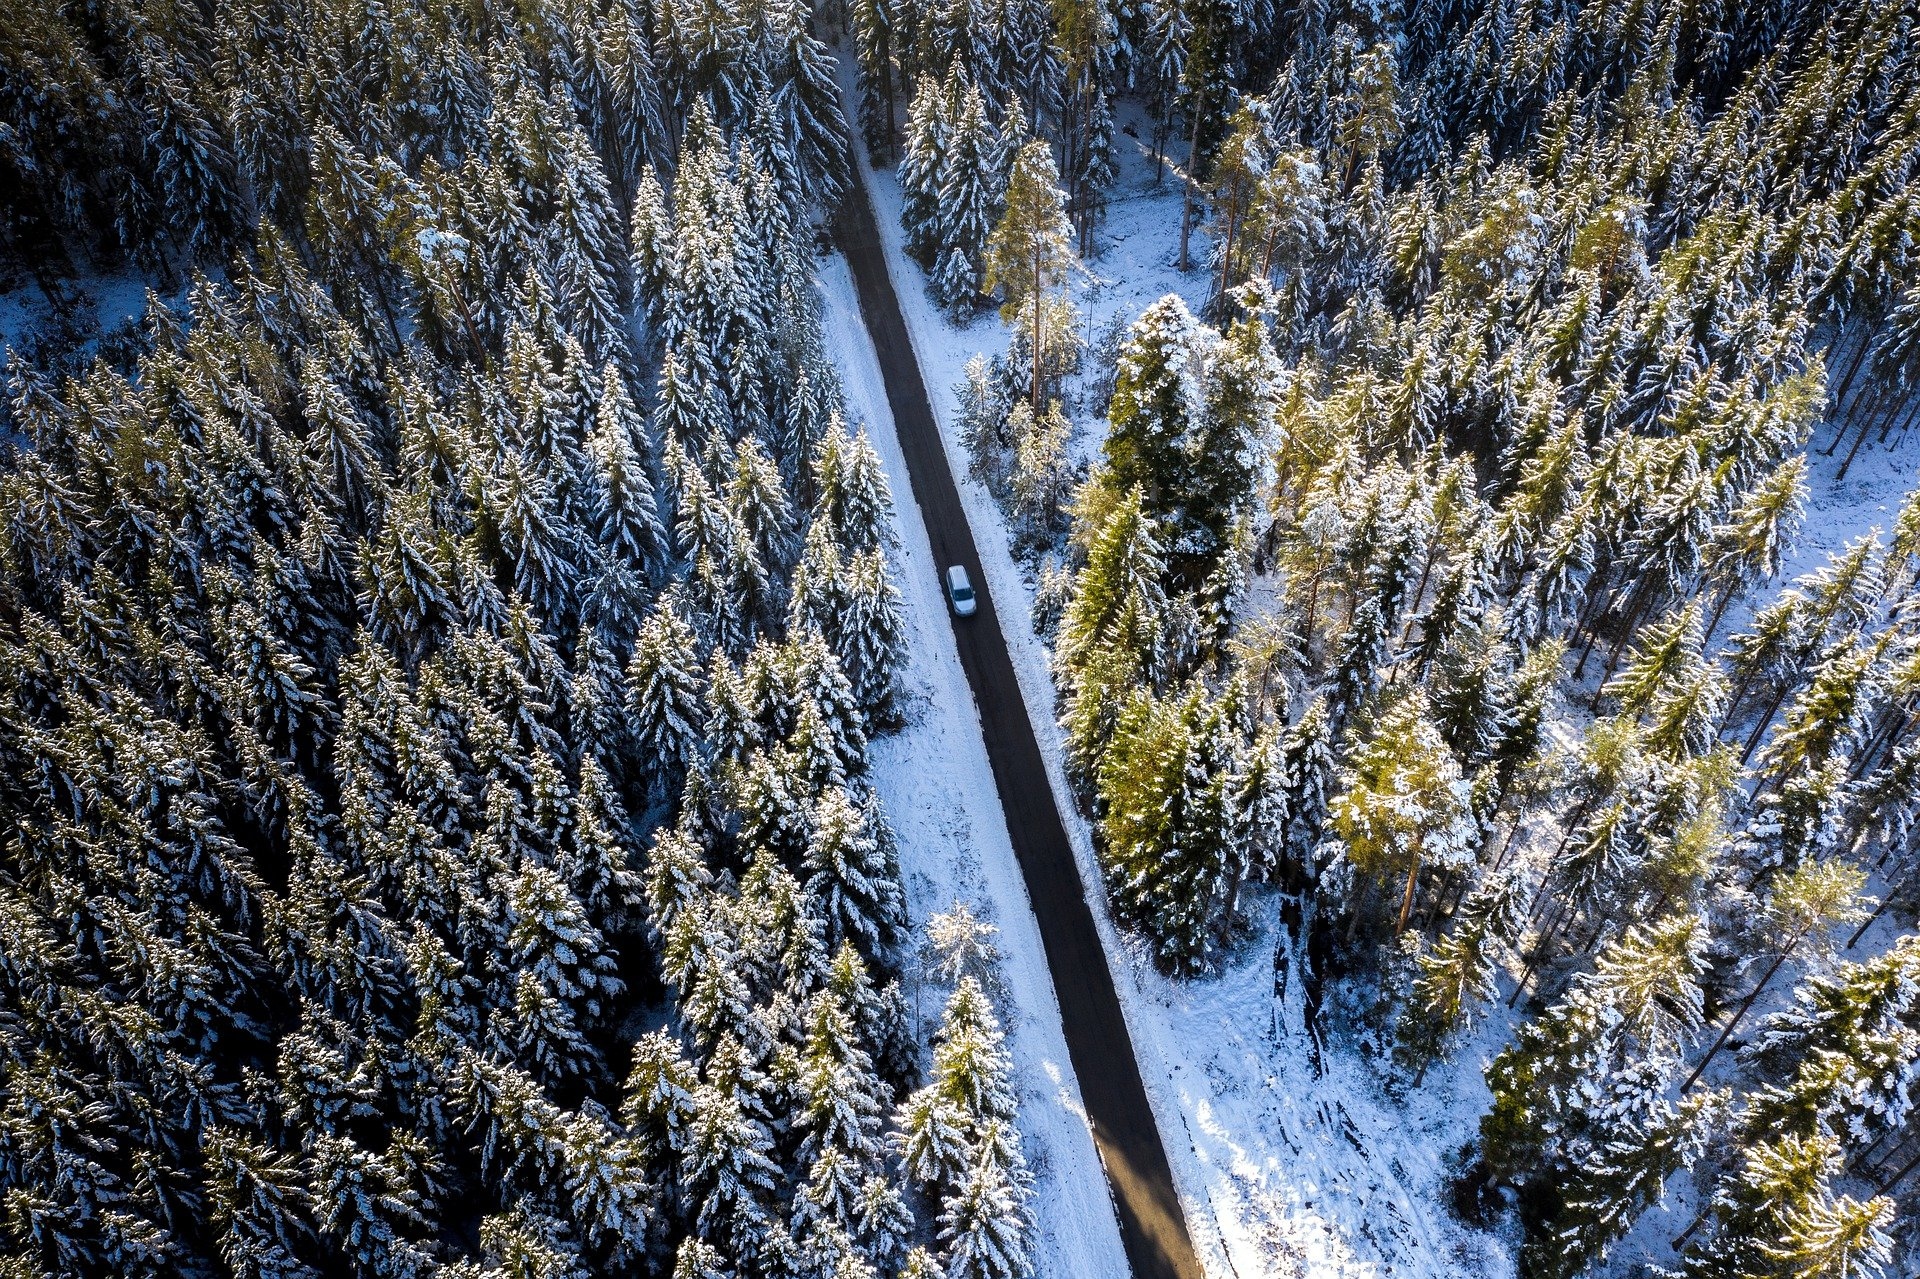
[945,564,977,617]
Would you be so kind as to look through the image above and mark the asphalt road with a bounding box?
[832,181,1206,1279]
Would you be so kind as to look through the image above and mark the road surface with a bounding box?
[831,179,1206,1279]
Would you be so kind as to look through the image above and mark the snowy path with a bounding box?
[820,252,1135,1277]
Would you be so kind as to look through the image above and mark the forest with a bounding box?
[4,0,1920,1275]
[0,1,1041,1277]
[865,0,1920,1274]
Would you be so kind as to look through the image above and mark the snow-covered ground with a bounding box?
[829,61,1920,1275]
[0,266,166,373]
[819,252,1133,1276]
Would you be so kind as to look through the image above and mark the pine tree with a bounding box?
[1527,1088,1724,1279]
[985,139,1079,410]
[626,596,707,799]
[1100,295,1274,587]
[813,418,899,558]
[938,1144,1035,1279]
[203,1128,323,1279]
[851,0,898,155]
[1679,1131,1895,1279]
[805,785,908,955]
[588,364,665,585]
[1482,915,1709,1184]
[1326,692,1477,937]
[503,863,623,1077]
[1006,398,1074,545]
[1679,859,1868,1094]
[900,74,951,264]
[794,988,892,1204]
[1396,873,1522,1079]
[1740,935,1920,1149]
[1096,684,1244,972]
[840,548,911,726]
[932,76,1000,309]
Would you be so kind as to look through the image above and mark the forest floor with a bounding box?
[826,70,1920,1279]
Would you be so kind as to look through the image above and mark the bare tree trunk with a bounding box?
[1832,324,1877,408]
[1569,566,1619,679]
[1704,578,1739,645]
[1395,849,1423,934]
[1670,1203,1711,1252]
[1836,394,1884,481]
[1178,102,1205,272]
[1030,242,1043,411]
[1680,942,1798,1093]
[1740,681,1794,764]
[1847,872,1902,948]
[1510,897,1570,1008]
[1873,1140,1920,1194]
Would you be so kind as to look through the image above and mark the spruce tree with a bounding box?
[985,139,1079,410]
[932,76,1001,309]
[1482,914,1709,1184]
[1096,684,1244,972]
[900,74,951,264]
[1326,692,1477,937]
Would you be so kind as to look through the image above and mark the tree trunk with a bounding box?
[1831,324,1876,409]
[1835,397,1881,482]
[1569,566,1619,679]
[1670,1203,1711,1252]
[1847,872,1902,948]
[1214,185,1242,309]
[1487,806,1529,879]
[1851,702,1915,781]
[1399,545,1440,647]
[1680,942,1798,1094]
[1030,242,1043,411]
[1872,383,1908,444]
[1740,681,1793,764]
[1301,574,1322,667]
[1703,579,1739,645]
[1395,848,1423,934]
[1178,101,1205,272]
[1347,877,1375,943]
[1873,1140,1920,1194]
[1509,898,1569,1007]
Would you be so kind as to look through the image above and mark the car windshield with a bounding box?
[953,583,973,599]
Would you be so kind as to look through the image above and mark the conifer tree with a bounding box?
[900,75,951,264]
[932,77,1001,309]
[1005,398,1074,545]
[1396,874,1522,1079]
[1096,684,1245,971]
[588,364,665,586]
[627,596,708,799]
[1326,692,1477,937]
[1059,486,1169,778]
[805,785,908,955]
[1528,1088,1724,1279]
[1482,914,1709,1185]
[985,140,1080,410]
[851,0,898,156]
